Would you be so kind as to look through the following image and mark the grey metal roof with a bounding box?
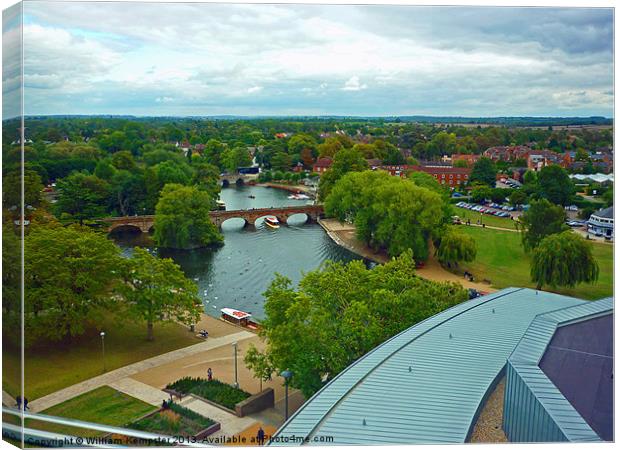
[271,288,587,445]
[506,297,613,442]
[592,206,614,219]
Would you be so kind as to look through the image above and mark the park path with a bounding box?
[28,331,254,413]
[179,395,256,438]
[107,378,169,406]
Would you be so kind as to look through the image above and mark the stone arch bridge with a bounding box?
[102,205,324,233]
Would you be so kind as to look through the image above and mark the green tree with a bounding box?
[508,189,528,207]
[204,139,226,169]
[55,172,109,224]
[119,248,201,341]
[244,345,275,392]
[94,160,117,181]
[111,150,137,171]
[318,147,368,200]
[325,171,446,261]
[109,170,146,216]
[537,165,574,206]
[518,198,568,251]
[3,169,44,208]
[531,231,599,290]
[24,225,122,343]
[469,157,497,186]
[253,252,467,397]
[153,184,223,249]
[191,160,221,197]
[270,151,293,172]
[436,228,477,268]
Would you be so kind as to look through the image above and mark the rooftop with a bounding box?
[271,288,588,445]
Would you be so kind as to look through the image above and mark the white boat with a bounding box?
[221,308,259,330]
[264,216,280,229]
[216,200,226,210]
[287,193,310,200]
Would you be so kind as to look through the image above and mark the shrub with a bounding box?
[166,377,251,410]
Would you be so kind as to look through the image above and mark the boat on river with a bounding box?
[216,200,226,210]
[221,308,260,330]
[264,216,280,229]
[287,193,310,200]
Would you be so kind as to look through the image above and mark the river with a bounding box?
[112,185,361,320]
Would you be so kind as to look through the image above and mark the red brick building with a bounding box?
[313,157,333,174]
[380,164,471,187]
[483,145,530,162]
[451,154,480,166]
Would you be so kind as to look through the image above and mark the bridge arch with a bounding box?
[109,223,144,234]
[220,216,251,229]
[285,212,316,225]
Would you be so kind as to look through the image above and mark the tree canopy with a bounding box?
[118,248,202,340]
[325,170,448,261]
[249,251,467,397]
[531,231,599,290]
[153,184,223,249]
[469,157,497,186]
[436,228,477,268]
[23,225,122,344]
[536,165,574,206]
[518,198,568,251]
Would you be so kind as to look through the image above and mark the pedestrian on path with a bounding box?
[257,427,266,445]
[207,367,213,381]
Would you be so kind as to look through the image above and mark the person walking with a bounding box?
[207,367,213,381]
[257,426,266,445]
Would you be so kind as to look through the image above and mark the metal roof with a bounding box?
[271,288,587,445]
[505,297,613,442]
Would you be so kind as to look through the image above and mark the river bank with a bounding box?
[318,218,496,293]
[257,182,317,197]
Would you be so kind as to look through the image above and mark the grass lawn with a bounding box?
[454,208,520,230]
[27,386,156,438]
[3,316,201,400]
[460,227,613,300]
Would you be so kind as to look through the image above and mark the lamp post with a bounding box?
[280,369,293,421]
[100,331,106,373]
[232,342,239,388]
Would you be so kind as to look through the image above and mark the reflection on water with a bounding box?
[112,185,361,320]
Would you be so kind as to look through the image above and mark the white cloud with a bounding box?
[342,76,367,92]
[17,3,613,116]
[155,96,174,103]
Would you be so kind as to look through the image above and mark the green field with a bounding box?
[27,386,156,438]
[460,227,613,300]
[3,316,200,400]
[453,208,519,230]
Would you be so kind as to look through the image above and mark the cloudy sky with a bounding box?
[2,2,614,117]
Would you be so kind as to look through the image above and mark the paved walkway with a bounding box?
[179,395,256,439]
[28,331,254,412]
[2,390,15,407]
[107,378,169,406]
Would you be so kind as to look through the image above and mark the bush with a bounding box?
[166,377,251,410]
[130,402,214,437]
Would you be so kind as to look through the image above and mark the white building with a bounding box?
[587,206,613,239]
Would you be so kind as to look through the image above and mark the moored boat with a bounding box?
[220,308,260,330]
[264,216,280,229]
[216,200,226,210]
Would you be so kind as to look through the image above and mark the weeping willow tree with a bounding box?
[530,231,599,290]
[436,228,477,268]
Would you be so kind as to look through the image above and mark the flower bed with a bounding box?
[166,377,251,410]
[129,402,215,437]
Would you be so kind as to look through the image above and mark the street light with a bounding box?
[100,331,106,373]
[232,342,239,388]
[280,369,293,421]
